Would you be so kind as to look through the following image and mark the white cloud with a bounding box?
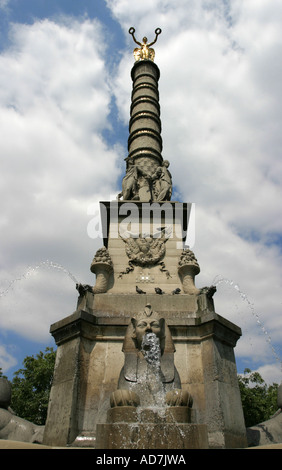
[256,363,282,387]
[239,362,282,387]
[0,344,17,373]
[0,0,9,9]
[0,18,120,249]
[0,265,79,341]
[0,17,121,347]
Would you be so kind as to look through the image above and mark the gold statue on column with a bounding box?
[129,27,162,62]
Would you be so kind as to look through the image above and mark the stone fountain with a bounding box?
[43,28,247,449]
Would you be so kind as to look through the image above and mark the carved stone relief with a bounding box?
[118,234,171,278]
[117,159,172,202]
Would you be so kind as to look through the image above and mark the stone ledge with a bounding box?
[0,439,51,449]
[49,301,241,347]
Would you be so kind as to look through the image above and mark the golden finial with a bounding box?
[129,27,162,62]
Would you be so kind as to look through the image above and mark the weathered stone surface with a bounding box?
[107,405,192,424]
[0,440,51,449]
[278,382,282,408]
[0,409,45,444]
[247,412,282,447]
[79,291,203,316]
[43,301,246,448]
[97,397,207,450]
[0,377,11,408]
[96,200,192,294]
[0,378,44,444]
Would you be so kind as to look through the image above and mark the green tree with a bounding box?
[238,368,278,428]
[10,347,56,425]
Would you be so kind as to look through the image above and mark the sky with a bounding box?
[0,0,281,387]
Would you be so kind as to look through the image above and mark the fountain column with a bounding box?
[128,60,163,185]
[43,28,248,449]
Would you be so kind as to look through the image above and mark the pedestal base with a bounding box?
[95,405,208,449]
[96,422,208,449]
[43,293,247,449]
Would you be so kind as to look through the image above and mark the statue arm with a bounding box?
[148,28,162,47]
[151,167,162,180]
[129,27,142,46]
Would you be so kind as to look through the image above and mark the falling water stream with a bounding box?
[213,275,282,378]
[131,332,166,410]
[124,331,186,448]
[0,260,79,298]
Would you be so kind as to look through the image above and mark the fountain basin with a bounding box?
[96,405,208,449]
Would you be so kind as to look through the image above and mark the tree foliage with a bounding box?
[10,347,56,425]
[238,368,278,428]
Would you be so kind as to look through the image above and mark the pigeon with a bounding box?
[136,285,146,294]
[155,287,164,295]
[172,288,181,295]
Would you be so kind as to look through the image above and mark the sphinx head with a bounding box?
[131,306,165,355]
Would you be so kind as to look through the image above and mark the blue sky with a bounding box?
[0,0,282,386]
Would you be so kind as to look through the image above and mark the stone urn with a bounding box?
[90,247,113,294]
[178,248,200,294]
[91,261,113,293]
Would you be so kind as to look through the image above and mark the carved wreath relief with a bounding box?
[119,233,171,279]
[123,236,167,266]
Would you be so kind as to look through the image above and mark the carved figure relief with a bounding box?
[117,161,138,201]
[151,160,172,201]
[118,159,173,202]
[0,378,44,444]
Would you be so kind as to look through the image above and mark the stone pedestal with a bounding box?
[42,308,127,447]
[43,292,247,449]
[99,200,191,294]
